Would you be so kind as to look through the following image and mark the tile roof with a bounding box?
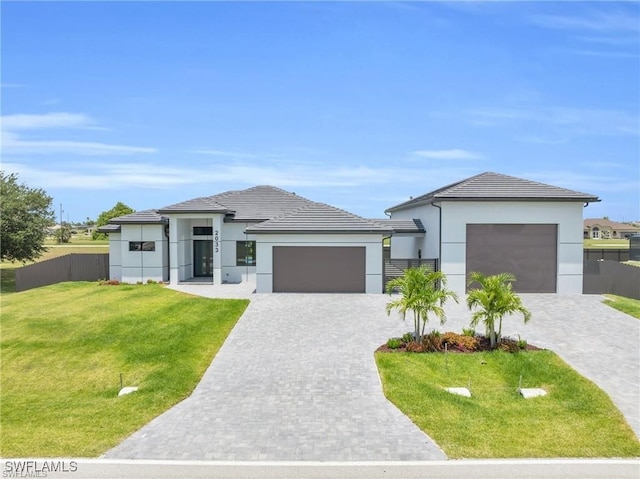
[97,223,121,233]
[158,185,315,220]
[386,172,600,212]
[374,218,425,234]
[110,210,168,224]
[584,218,640,230]
[246,202,392,234]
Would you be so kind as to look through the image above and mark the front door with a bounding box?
[194,240,213,277]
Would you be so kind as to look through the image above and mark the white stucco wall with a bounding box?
[168,215,257,285]
[389,201,585,295]
[119,224,168,283]
[221,222,257,284]
[389,205,440,260]
[441,201,584,295]
[254,233,385,293]
[107,232,122,281]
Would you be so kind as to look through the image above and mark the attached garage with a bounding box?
[273,246,366,293]
[466,224,558,293]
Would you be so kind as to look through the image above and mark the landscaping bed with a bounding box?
[377,331,543,354]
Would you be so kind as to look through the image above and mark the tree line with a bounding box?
[0,171,133,263]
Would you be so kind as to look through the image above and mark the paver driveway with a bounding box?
[105,293,446,460]
[105,291,640,460]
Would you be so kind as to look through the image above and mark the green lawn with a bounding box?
[604,295,640,319]
[0,282,249,457]
[584,238,629,249]
[376,351,640,458]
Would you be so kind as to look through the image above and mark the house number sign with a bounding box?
[214,230,220,253]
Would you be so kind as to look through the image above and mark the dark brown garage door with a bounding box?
[466,224,557,293]
[273,246,366,293]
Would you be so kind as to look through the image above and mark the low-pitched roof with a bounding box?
[584,218,640,231]
[97,223,122,233]
[246,202,392,234]
[109,210,167,224]
[157,185,315,220]
[386,172,600,213]
[375,218,425,234]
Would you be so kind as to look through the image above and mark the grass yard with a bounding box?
[584,238,629,249]
[376,351,640,458]
[604,295,640,319]
[0,282,249,457]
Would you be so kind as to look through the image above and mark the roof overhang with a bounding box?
[245,229,393,235]
[97,224,121,233]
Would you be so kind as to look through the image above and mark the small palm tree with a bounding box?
[386,267,458,342]
[466,272,532,348]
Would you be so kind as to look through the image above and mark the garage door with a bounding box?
[273,246,366,293]
[466,224,557,293]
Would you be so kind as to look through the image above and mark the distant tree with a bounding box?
[0,171,55,262]
[603,216,610,220]
[85,217,96,226]
[54,222,73,244]
[92,202,134,240]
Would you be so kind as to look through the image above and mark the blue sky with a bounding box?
[2,1,639,223]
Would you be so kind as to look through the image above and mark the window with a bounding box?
[193,226,213,235]
[129,241,156,252]
[236,241,256,266]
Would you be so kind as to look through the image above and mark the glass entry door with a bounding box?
[194,240,213,277]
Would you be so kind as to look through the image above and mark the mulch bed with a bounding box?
[376,334,544,354]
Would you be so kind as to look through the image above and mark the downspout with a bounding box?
[164,221,170,283]
[431,202,442,272]
[383,210,392,293]
[140,224,144,283]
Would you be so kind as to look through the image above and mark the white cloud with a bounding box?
[2,159,475,192]
[2,135,156,156]
[530,10,640,33]
[412,149,483,160]
[192,149,258,159]
[466,106,639,137]
[1,112,92,130]
[1,112,156,155]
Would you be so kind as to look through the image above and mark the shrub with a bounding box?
[146,279,157,284]
[517,335,528,350]
[441,332,479,352]
[422,331,443,352]
[405,341,426,353]
[462,327,476,337]
[99,279,120,286]
[387,338,403,349]
[402,332,415,343]
[498,338,520,353]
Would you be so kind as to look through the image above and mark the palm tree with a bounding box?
[466,272,532,348]
[386,267,458,342]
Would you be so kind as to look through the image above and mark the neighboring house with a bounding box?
[386,172,599,295]
[100,172,599,295]
[583,218,640,240]
[99,186,392,293]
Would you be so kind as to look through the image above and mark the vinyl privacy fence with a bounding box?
[15,253,109,292]
[583,260,640,300]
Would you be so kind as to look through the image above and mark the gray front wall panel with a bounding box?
[466,224,558,293]
[273,246,366,293]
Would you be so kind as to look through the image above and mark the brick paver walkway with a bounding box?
[105,294,446,460]
[105,292,639,460]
